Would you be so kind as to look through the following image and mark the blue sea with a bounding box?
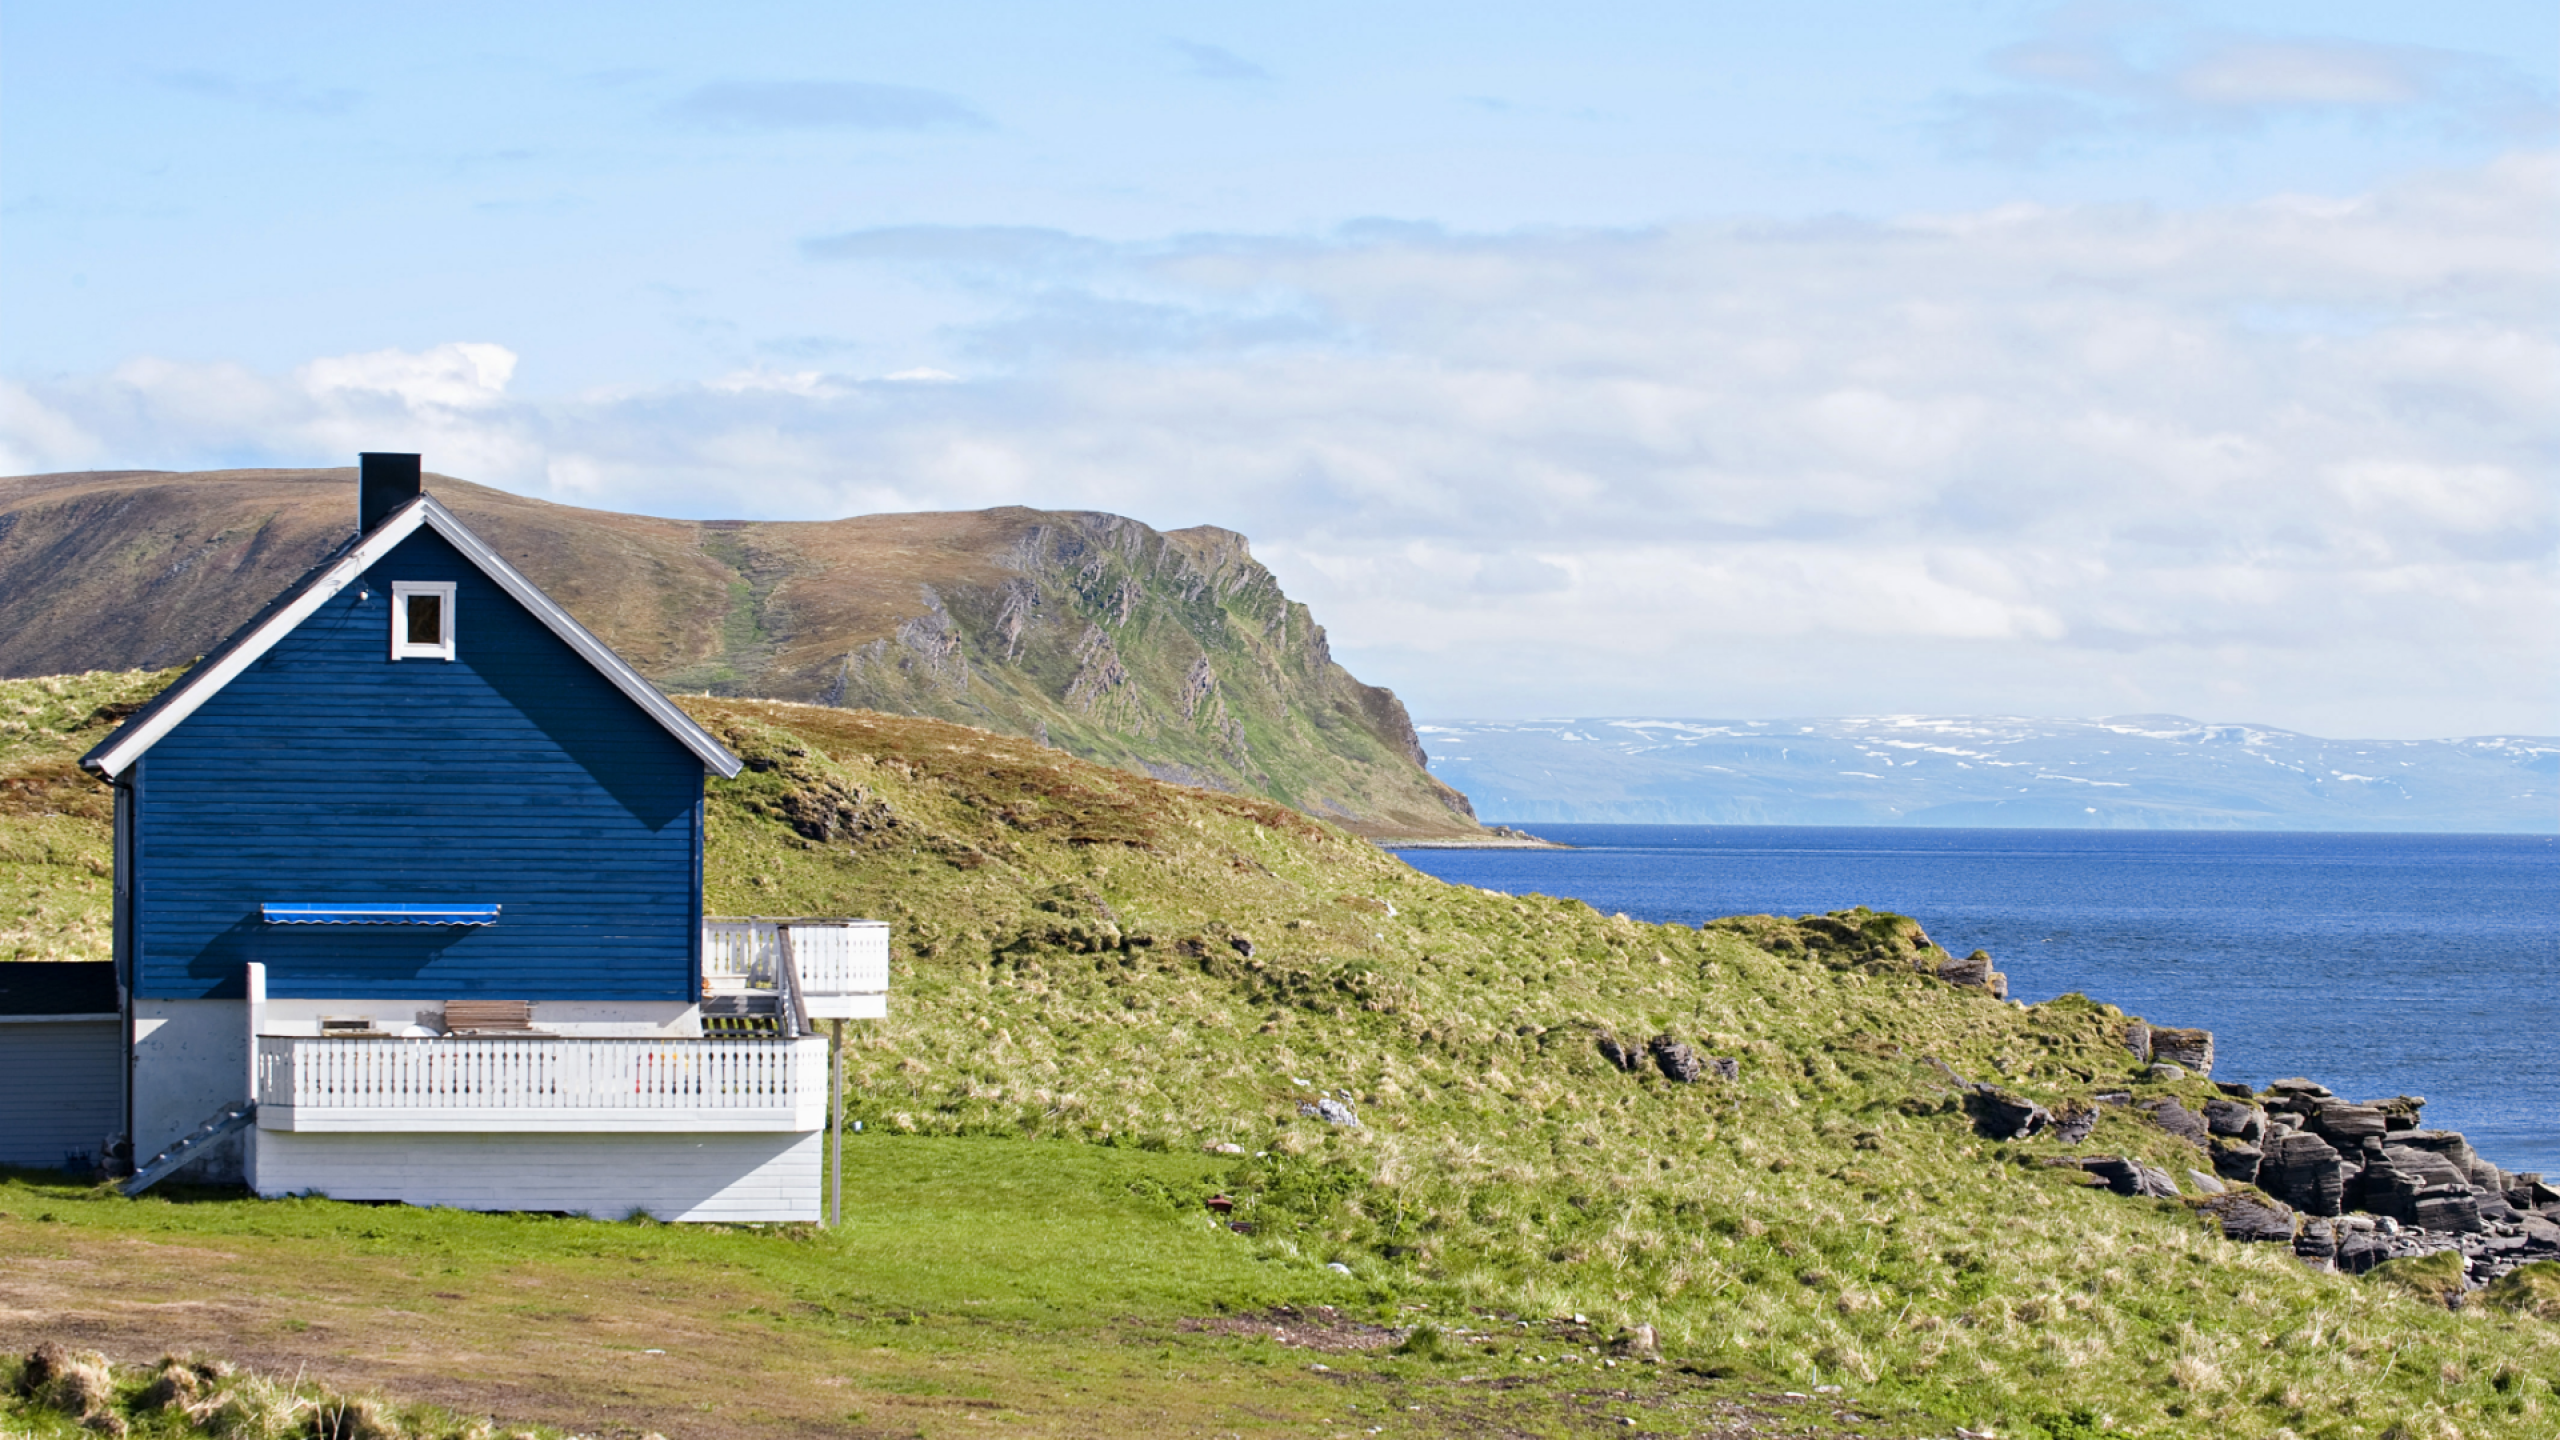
[1393,827,2560,1176]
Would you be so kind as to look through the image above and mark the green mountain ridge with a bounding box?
[0,468,1480,839]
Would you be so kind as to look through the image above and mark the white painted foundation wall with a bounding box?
[251,1130,821,1222]
[133,998,248,1184]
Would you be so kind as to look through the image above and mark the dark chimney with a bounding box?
[358,452,423,533]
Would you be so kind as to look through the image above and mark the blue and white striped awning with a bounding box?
[262,902,500,926]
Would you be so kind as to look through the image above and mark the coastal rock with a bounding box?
[1648,1034,1704,1084]
[2122,1021,2151,1063]
[2145,1098,2210,1149]
[2187,1168,2228,1195]
[2201,1192,2296,1243]
[2390,1131,2492,1202]
[2144,1063,2186,1083]
[2081,1156,2178,1199]
[2211,1141,2263,1185]
[2048,1101,2099,1144]
[2266,1077,2333,1101]
[1935,951,2007,997]
[2294,1217,2339,1267]
[2370,1094,2426,1132]
[1973,1090,2050,1141]
[2412,1188,2482,1235]
[2201,1098,2264,1141]
[1936,950,1993,987]
[2148,1026,2215,1076]
[1595,1034,1641,1074]
[2309,1100,2388,1146]
[1707,1056,1740,1082]
[2335,1225,2395,1275]
[1298,1098,1361,1127]
[2261,1131,2350,1217]
[2353,1146,2470,1222]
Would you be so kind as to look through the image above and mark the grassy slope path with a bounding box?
[1,672,2556,1437]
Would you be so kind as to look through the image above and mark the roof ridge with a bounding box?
[81,493,740,780]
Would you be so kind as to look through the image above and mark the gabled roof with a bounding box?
[82,494,742,780]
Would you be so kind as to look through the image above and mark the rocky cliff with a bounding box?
[0,468,1480,838]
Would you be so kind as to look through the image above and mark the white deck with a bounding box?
[255,1034,828,1133]
[704,917,889,1020]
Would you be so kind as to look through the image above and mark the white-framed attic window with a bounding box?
[390,581,457,661]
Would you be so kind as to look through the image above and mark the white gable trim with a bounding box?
[85,505,432,778]
[84,495,741,780]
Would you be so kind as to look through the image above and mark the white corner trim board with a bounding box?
[83,495,739,780]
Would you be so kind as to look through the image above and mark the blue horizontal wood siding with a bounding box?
[133,528,704,1001]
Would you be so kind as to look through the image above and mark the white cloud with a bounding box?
[1944,16,2557,160]
[2175,42,2427,109]
[299,342,518,410]
[4,157,2553,735]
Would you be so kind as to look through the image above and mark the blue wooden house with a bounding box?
[73,454,886,1220]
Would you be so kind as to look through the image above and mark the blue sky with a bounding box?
[5,2,2554,736]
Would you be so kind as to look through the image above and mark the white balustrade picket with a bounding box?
[256,1035,823,1124]
[701,918,888,1001]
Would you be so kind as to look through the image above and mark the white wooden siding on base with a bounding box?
[0,1020,122,1170]
[252,1130,820,1222]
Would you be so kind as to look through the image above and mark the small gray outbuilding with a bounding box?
[0,961,122,1173]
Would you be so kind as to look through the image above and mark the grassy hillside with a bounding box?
[5,671,2558,1436]
[0,670,173,963]
[0,471,1479,838]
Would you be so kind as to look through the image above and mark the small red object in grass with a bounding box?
[1206,1194,1235,1213]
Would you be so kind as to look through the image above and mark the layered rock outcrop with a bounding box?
[2069,1057,2558,1289]
[0,469,1483,838]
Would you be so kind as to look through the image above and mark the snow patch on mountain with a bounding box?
[1417,716,2558,832]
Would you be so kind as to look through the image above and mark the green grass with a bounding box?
[0,1139,1356,1335]
[4,672,2559,1438]
[0,669,173,962]
[1,1144,1779,1439]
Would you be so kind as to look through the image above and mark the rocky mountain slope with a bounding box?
[0,468,1478,838]
[6,669,2557,1436]
[1420,715,2558,831]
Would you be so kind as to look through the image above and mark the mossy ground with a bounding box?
[3,673,2557,1437]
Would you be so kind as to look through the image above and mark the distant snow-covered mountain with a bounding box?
[1415,716,2558,832]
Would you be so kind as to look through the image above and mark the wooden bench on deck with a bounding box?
[441,1000,542,1036]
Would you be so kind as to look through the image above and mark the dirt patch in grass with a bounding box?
[1180,1304,1407,1352]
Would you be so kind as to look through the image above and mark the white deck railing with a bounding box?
[703,918,889,1020]
[254,1034,827,1133]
